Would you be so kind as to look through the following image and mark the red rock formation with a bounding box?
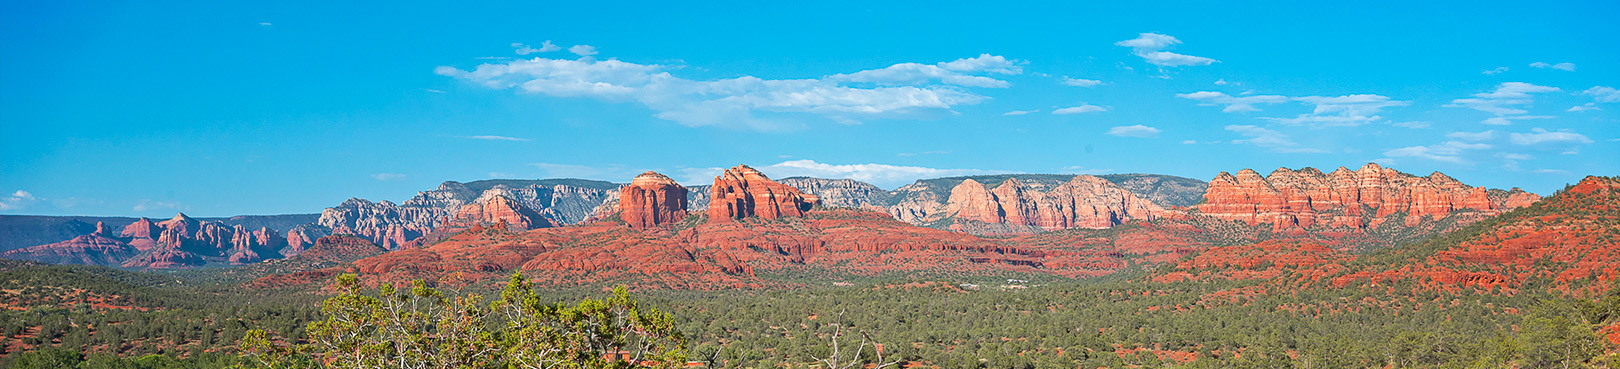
[619,171,689,230]
[120,217,161,251]
[451,194,554,230]
[1197,163,1540,230]
[295,234,387,263]
[945,176,1165,233]
[0,222,140,265]
[707,165,820,223]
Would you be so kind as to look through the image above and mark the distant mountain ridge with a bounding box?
[0,214,317,253]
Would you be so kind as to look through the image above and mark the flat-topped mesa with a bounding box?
[706,165,820,223]
[620,171,689,229]
[1196,163,1541,230]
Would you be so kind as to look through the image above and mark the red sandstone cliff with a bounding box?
[1196,163,1541,231]
[619,171,689,229]
[707,165,820,223]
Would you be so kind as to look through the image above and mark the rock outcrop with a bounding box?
[619,171,689,230]
[707,165,820,223]
[943,176,1165,234]
[1197,163,1541,230]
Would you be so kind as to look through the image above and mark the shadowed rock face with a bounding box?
[707,165,820,223]
[1197,163,1541,231]
[0,222,139,266]
[619,171,689,230]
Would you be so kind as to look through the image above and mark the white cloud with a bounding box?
[1529,62,1576,71]
[258,22,273,26]
[753,160,1011,189]
[1060,77,1104,87]
[1393,121,1431,129]
[1116,33,1218,67]
[1446,130,1495,141]
[1002,110,1038,116]
[568,45,598,56]
[1265,94,1408,127]
[513,41,561,55]
[0,190,39,211]
[830,54,1020,88]
[1445,82,1560,123]
[462,135,531,141]
[1481,67,1509,75]
[1176,91,1287,112]
[133,199,183,212]
[1568,103,1601,112]
[1225,125,1327,153]
[1052,104,1107,114]
[1509,128,1592,145]
[1214,79,1229,85]
[1584,86,1620,103]
[372,173,407,181]
[1382,141,1491,164]
[439,50,1010,131]
[1181,140,1197,144]
[1481,115,1553,126]
[1107,125,1160,138]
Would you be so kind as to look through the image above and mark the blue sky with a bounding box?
[1,0,1616,217]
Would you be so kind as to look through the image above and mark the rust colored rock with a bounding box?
[1197,163,1538,230]
[619,171,689,229]
[452,194,554,230]
[0,224,139,266]
[707,165,819,223]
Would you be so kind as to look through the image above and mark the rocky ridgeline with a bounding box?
[1198,163,1541,231]
[1,213,298,268]
[312,179,619,248]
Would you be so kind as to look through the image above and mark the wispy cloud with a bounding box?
[371,173,407,181]
[1568,103,1601,112]
[258,22,273,26]
[1060,77,1104,87]
[1106,125,1160,138]
[1529,62,1576,71]
[1382,141,1491,164]
[1053,104,1107,114]
[1584,86,1619,103]
[1177,91,1287,113]
[1393,121,1431,129]
[1115,33,1218,67]
[0,190,39,211]
[1509,128,1592,145]
[439,49,1012,131]
[1481,67,1509,75]
[1003,110,1038,116]
[1265,94,1408,127]
[512,41,561,55]
[1225,125,1327,153]
[568,44,598,56]
[462,135,531,141]
[830,54,1021,88]
[1445,82,1560,124]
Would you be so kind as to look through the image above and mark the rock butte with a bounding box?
[619,171,689,230]
[707,165,820,223]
